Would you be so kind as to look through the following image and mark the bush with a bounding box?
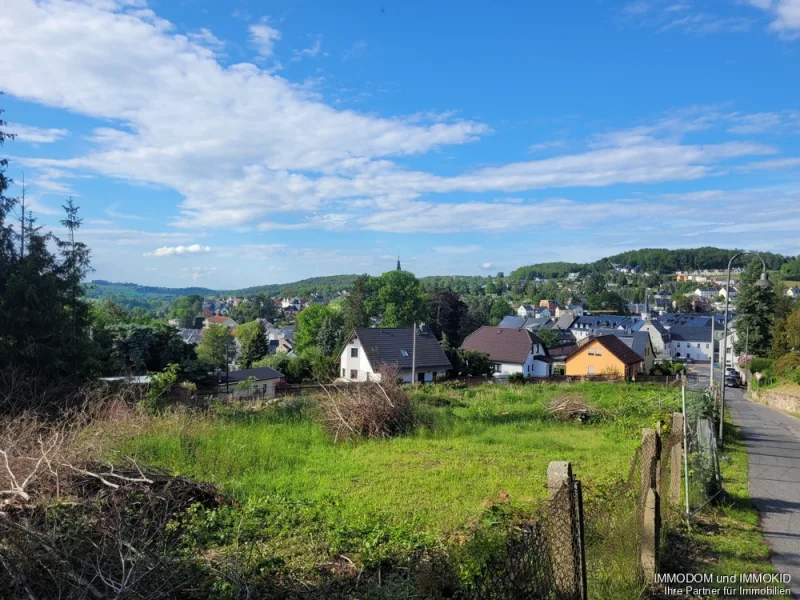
[774,352,800,377]
[317,366,415,441]
[748,357,774,375]
[508,372,525,385]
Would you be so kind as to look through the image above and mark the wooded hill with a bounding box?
[87,247,796,302]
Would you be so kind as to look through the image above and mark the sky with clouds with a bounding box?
[2,0,800,288]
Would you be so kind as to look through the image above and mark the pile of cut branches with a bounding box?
[547,395,598,423]
[317,366,415,442]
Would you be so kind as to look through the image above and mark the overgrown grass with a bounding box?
[113,383,676,533]
[98,382,679,594]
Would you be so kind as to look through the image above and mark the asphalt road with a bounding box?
[727,389,800,597]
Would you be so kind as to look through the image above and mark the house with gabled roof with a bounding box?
[338,327,452,383]
[460,326,553,378]
[565,335,644,379]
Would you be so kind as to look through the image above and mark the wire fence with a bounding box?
[682,387,722,516]
[458,475,587,600]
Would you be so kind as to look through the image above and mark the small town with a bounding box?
[2,1,800,599]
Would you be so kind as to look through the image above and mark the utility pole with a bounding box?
[710,315,715,389]
[411,322,417,384]
[744,323,749,387]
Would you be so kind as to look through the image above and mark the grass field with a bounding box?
[96,381,681,595]
[114,383,678,533]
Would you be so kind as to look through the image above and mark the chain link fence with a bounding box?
[682,388,722,516]
[458,479,586,600]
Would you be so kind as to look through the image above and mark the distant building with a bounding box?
[669,326,713,362]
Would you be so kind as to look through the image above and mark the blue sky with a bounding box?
[2,0,800,289]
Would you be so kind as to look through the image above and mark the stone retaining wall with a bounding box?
[749,389,800,415]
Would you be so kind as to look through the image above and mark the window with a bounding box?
[676,343,681,348]
[341,368,345,377]
[588,348,595,356]
[493,363,502,373]
[595,348,602,356]
[706,344,710,348]
[350,369,357,379]
[351,348,358,358]
[587,365,595,375]
[401,349,409,358]
[697,343,701,348]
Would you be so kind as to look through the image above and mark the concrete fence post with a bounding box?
[641,487,661,580]
[641,428,658,501]
[547,461,581,599]
[669,413,684,505]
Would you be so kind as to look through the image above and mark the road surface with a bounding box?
[727,388,800,597]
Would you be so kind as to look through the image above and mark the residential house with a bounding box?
[566,272,580,281]
[786,287,800,298]
[718,285,738,301]
[499,316,552,331]
[565,335,644,379]
[218,366,285,398]
[517,304,537,318]
[539,299,559,312]
[638,320,672,357]
[575,328,654,373]
[669,326,713,362]
[178,328,204,345]
[267,338,295,355]
[535,307,552,319]
[339,327,452,383]
[555,305,583,318]
[460,326,553,378]
[693,288,717,299]
[204,316,238,329]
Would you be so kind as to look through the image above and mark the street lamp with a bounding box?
[719,252,771,446]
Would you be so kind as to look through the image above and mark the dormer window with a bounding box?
[401,349,409,358]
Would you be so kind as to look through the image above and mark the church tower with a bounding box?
[396,255,401,271]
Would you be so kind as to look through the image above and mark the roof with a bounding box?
[221,366,284,384]
[641,320,670,336]
[350,328,452,371]
[571,315,630,330]
[98,375,152,384]
[207,315,236,325]
[498,316,552,331]
[567,335,644,366]
[553,314,577,330]
[178,328,203,344]
[668,326,713,343]
[460,326,548,365]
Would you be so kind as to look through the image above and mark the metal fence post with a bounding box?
[573,478,588,600]
[641,428,658,500]
[547,461,581,599]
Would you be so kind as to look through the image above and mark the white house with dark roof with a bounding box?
[338,327,452,383]
[460,326,553,378]
[517,304,538,317]
[669,326,713,361]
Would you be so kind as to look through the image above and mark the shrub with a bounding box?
[774,352,800,377]
[317,367,415,442]
[507,372,525,385]
[747,357,774,374]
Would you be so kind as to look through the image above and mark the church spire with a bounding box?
[396,255,401,271]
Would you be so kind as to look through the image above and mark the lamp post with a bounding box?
[719,253,771,446]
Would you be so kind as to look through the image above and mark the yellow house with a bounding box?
[566,335,644,379]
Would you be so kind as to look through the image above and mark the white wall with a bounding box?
[494,350,551,378]
[339,337,376,382]
[639,323,667,355]
[230,378,278,398]
[671,340,713,361]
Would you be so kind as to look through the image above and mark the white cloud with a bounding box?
[180,266,217,281]
[144,243,211,257]
[480,262,494,270]
[432,245,482,254]
[749,0,800,36]
[106,203,150,221]
[188,28,225,52]
[0,1,797,244]
[344,40,368,60]
[6,123,69,143]
[736,157,800,171]
[292,35,323,61]
[249,22,281,57]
